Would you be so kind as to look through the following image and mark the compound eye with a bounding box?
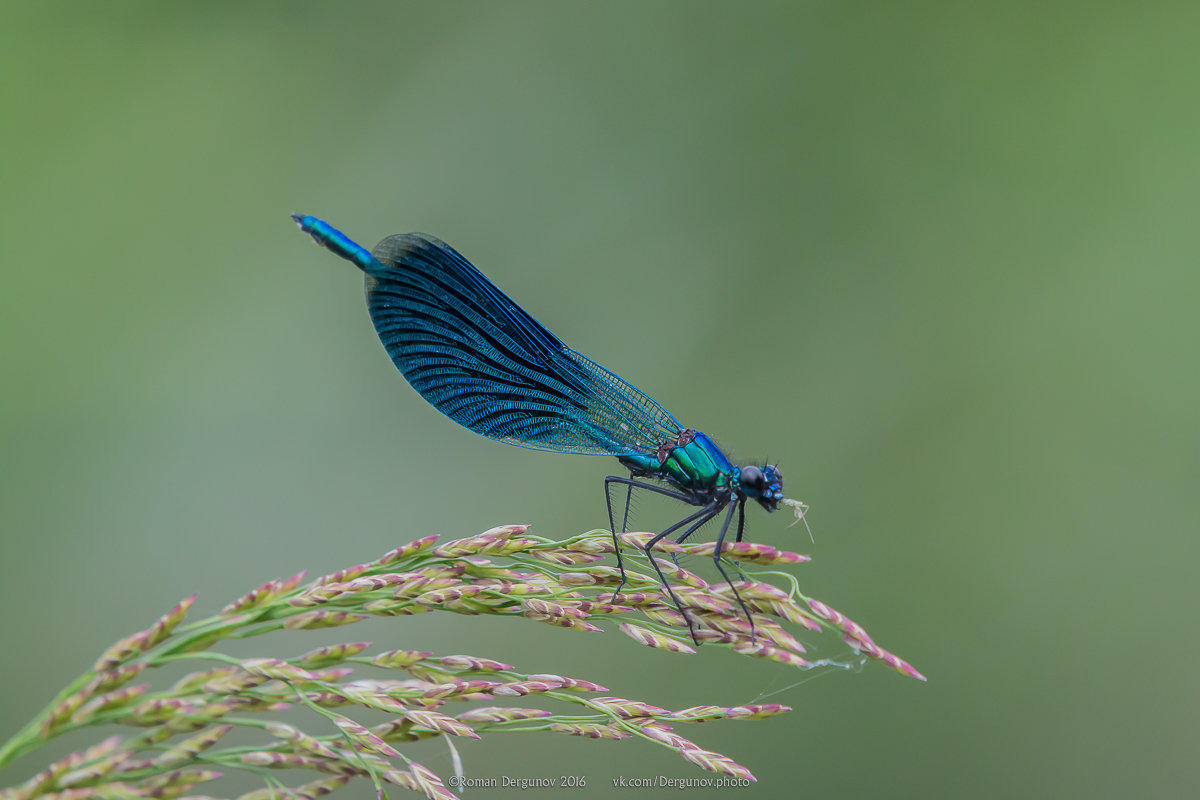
[739,465,765,491]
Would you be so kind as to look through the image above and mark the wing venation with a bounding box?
[365,233,682,456]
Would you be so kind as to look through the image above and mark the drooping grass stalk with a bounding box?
[0,525,923,799]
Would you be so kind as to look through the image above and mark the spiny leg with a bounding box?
[605,475,699,601]
[734,497,747,542]
[605,475,695,505]
[604,477,625,593]
[622,482,634,533]
[641,503,722,643]
[670,500,714,566]
[667,506,723,571]
[728,497,752,583]
[672,510,719,548]
[712,501,756,639]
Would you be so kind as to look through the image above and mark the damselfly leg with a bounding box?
[604,474,697,593]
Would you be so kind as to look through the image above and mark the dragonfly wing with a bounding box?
[366,233,682,456]
[550,348,684,452]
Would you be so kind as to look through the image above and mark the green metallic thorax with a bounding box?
[619,431,733,495]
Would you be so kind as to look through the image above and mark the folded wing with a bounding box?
[366,233,682,456]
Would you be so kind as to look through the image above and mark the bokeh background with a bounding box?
[3,2,1198,797]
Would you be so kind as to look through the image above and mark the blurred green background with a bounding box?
[3,2,1197,797]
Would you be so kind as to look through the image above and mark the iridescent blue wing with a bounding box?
[365,233,683,456]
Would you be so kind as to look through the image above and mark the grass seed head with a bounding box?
[639,724,699,750]
[282,611,367,630]
[684,541,810,564]
[435,654,512,671]
[526,674,606,692]
[370,649,431,669]
[617,532,686,553]
[403,709,480,739]
[332,717,402,758]
[619,623,696,654]
[376,534,440,565]
[315,562,374,586]
[491,679,562,697]
[152,725,233,766]
[521,598,587,618]
[589,696,670,719]
[724,704,791,719]
[550,723,631,739]
[667,705,725,721]
[730,640,811,668]
[610,591,665,606]
[678,747,756,781]
[240,658,316,683]
[139,767,224,795]
[91,631,151,673]
[408,761,457,800]
[69,685,151,725]
[648,558,708,588]
[456,707,553,723]
[221,572,306,615]
[289,774,352,798]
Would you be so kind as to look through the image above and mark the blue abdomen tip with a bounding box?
[291,213,317,232]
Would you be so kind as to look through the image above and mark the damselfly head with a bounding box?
[737,464,784,511]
